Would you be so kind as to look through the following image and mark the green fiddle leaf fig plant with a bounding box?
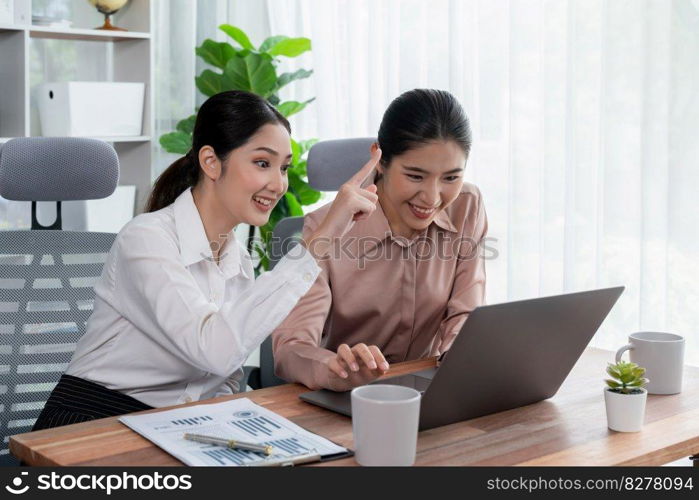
[605,361,649,395]
[159,24,321,274]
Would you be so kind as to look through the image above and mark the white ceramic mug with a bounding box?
[615,332,685,395]
[351,384,421,466]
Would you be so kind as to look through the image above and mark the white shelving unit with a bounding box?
[0,0,155,213]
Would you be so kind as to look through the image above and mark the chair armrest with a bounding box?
[242,365,261,391]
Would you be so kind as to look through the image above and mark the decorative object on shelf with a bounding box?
[603,360,649,432]
[88,0,129,31]
[160,24,320,274]
[38,82,145,137]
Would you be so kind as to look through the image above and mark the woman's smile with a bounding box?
[252,195,276,212]
[407,201,440,220]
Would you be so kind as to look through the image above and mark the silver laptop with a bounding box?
[299,286,624,430]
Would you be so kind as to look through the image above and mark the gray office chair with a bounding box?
[307,137,376,190]
[0,137,119,465]
[249,138,376,390]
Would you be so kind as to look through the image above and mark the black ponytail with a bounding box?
[145,154,198,213]
[146,91,290,212]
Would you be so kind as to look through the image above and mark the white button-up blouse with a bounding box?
[66,188,320,407]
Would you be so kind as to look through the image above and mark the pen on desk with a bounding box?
[183,433,273,455]
[244,451,322,467]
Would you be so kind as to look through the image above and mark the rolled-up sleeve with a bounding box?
[114,222,320,378]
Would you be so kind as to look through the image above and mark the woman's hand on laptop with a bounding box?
[326,343,390,386]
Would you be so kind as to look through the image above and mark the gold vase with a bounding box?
[88,0,130,31]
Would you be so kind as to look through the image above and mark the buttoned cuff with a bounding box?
[274,242,321,289]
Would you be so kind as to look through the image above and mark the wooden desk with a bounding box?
[10,348,699,466]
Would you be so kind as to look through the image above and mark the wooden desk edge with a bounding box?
[9,350,699,467]
[9,357,438,466]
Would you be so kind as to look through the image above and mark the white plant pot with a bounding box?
[604,388,647,432]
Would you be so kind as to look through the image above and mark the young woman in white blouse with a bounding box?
[33,90,380,430]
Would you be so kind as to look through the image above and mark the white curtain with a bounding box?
[3,1,696,365]
[262,0,699,365]
[152,0,273,177]
[152,0,198,181]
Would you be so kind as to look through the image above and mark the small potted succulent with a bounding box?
[604,360,649,432]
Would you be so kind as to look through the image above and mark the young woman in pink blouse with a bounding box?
[273,89,488,391]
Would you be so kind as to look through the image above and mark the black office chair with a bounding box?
[0,138,119,465]
[247,137,376,390]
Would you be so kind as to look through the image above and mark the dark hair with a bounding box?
[376,89,472,180]
[146,90,290,212]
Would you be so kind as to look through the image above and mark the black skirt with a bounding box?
[32,374,154,431]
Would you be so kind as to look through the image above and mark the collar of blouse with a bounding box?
[173,188,250,280]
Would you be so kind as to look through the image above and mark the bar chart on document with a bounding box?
[119,398,348,466]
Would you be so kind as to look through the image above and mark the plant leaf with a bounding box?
[284,192,304,216]
[252,243,269,276]
[159,131,192,155]
[256,254,269,274]
[276,69,313,90]
[195,69,223,97]
[277,101,305,117]
[223,53,277,97]
[293,159,308,178]
[606,365,622,380]
[176,115,196,135]
[267,37,311,57]
[290,138,301,165]
[259,35,288,53]
[605,379,621,388]
[253,243,266,260]
[277,98,315,118]
[296,138,318,157]
[267,198,289,230]
[288,138,311,174]
[196,39,237,69]
[289,171,321,205]
[219,24,255,50]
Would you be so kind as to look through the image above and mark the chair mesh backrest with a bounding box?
[0,137,119,202]
[0,230,115,464]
